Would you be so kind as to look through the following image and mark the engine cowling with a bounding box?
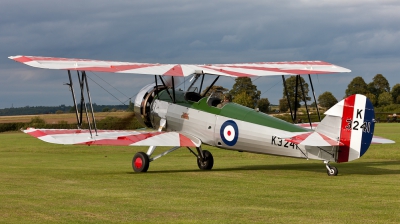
[134,83,166,128]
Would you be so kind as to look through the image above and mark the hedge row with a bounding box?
[0,116,144,133]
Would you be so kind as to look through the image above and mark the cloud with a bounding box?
[2,0,400,108]
[221,35,240,44]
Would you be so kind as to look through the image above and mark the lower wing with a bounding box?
[24,128,201,147]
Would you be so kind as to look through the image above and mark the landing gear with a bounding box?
[186,147,214,170]
[132,152,150,172]
[324,161,338,176]
[197,150,214,170]
[131,146,213,172]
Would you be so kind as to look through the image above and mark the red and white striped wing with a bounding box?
[24,128,201,147]
[9,55,351,77]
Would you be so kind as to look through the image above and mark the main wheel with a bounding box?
[327,166,338,176]
[197,150,214,170]
[132,152,150,172]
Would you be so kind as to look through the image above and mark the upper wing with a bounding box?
[9,55,350,77]
[24,128,201,147]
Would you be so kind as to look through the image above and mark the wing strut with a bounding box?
[187,73,201,92]
[154,75,159,99]
[201,75,220,97]
[157,76,175,103]
[299,76,312,128]
[294,75,299,122]
[78,71,93,136]
[82,71,98,134]
[172,76,176,103]
[66,70,80,128]
[308,74,321,122]
[65,70,98,137]
[199,73,205,94]
[282,74,318,126]
[282,75,295,123]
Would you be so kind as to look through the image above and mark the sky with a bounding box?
[1,0,400,109]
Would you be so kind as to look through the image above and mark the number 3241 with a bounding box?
[345,119,371,133]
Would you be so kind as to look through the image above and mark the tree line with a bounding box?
[216,74,400,115]
[314,74,400,110]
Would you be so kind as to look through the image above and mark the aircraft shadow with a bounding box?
[127,160,400,176]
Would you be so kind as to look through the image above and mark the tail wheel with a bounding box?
[327,166,338,176]
[132,152,150,172]
[197,150,214,170]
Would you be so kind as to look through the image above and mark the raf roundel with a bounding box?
[220,120,239,146]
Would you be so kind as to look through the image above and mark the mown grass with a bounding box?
[0,124,400,223]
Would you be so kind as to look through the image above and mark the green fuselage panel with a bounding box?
[156,90,307,132]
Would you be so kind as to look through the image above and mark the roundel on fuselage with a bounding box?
[220,120,239,146]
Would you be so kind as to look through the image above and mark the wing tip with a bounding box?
[9,55,33,63]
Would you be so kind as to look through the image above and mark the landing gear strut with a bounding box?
[324,161,338,176]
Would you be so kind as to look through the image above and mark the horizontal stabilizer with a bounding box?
[285,132,343,147]
[371,135,395,144]
[23,128,201,147]
[295,122,394,144]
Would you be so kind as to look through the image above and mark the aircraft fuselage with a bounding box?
[148,89,337,162]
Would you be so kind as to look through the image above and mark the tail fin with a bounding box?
[316,94,375,163]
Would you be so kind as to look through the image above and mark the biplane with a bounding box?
[9,55,394,176]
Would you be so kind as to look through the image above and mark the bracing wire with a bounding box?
[259,79,282,98]
[89,72,131,99]
[86,75,127,105]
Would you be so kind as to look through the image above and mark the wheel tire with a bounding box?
[197,150,214,170]
[132,152,150,172]
[327,166,338,176]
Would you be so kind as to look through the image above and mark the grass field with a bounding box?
[1,124,400,223]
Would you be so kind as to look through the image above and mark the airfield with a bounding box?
[1,123,399,223]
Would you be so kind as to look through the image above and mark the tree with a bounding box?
[69,107,76,113]
[391,84,400,103]
[127,100,134,112]
[367,74,390,106]
[229,77,260,107]
[365,93,377,106]
[232,91,254,108]
[279,98,289,112]
[29,116,46,128]
[282,76,310,110]
[318,91,338,108]
[257,98,270,113]
[345,76,368,96]
[378,92,392,106]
